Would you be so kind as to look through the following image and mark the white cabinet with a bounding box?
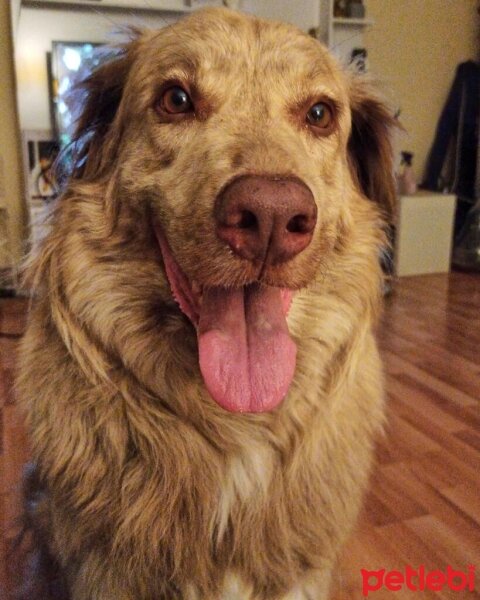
[395,192,457,277]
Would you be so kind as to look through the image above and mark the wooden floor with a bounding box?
[0,272,479,599]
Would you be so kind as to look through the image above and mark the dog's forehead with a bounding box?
[138,8,345,95]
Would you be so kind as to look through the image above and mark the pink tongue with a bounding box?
[198,284,297,413]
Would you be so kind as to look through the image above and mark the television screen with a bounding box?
[49,41,119,148]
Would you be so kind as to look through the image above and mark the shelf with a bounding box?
[332,17,374,27]
[21,0,193,13]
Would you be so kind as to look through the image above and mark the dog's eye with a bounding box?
[306,102,334,131]
[158,86,193,115]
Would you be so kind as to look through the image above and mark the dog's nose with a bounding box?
[215,175,317,265]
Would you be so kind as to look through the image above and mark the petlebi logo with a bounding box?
[361,565,476,596]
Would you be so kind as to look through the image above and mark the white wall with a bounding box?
[242,0,321,32]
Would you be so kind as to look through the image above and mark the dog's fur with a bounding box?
[15,8,395,600]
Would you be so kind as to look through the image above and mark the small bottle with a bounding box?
[398,151,417,195]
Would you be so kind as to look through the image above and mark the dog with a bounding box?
[15,7,395,600]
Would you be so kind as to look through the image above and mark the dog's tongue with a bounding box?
[198,284,296,413]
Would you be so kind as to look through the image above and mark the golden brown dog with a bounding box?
[16,7,395,600]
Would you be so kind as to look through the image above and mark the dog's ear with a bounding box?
[347,77,398,222]
[69,34,141,181]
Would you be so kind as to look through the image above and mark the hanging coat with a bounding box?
[423,61,480,202]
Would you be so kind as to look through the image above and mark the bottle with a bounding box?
[397,151,417,195]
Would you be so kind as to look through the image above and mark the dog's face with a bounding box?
[66,8,395,414]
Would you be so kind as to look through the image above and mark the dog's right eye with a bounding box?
[306,101,334,133]
[156,86,194,116]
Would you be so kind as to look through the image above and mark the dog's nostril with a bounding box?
[224,209,257,229]
[286,214,311,234]
[237,210,257,230]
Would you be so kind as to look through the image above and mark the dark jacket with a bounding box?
[423,61,480,201]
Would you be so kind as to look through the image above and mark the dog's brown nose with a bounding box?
[215,175,317,265]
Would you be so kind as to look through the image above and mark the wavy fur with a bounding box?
[15,8,395,600]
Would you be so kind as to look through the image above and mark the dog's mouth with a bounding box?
[155,227,297,413]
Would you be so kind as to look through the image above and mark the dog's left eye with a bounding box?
[157,86,194,115]
[306,102,334,131]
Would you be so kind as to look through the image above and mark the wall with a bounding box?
[242,0,321,32]
[0,1,23,266]
[364,0,479,181]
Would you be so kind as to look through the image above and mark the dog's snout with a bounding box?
[215,175,317,265]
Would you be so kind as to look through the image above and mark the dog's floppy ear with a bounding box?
[69,34,141,181]
[347,77,397,222]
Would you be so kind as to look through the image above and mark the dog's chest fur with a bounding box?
[21,289,383,600]
[213,440,274,542]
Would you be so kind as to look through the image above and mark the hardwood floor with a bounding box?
[336,272,480,599]
[0,272,479,599]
